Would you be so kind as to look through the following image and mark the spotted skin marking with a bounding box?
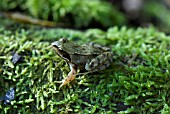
[85,52,113,71]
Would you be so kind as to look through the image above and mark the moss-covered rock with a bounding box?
[0,27,170,113]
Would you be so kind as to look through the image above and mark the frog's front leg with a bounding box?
[85,52,113,72]
[59,62,77,89]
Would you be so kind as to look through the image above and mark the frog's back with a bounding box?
[65,45,105,55]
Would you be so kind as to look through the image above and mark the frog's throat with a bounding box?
[59,62,77,89]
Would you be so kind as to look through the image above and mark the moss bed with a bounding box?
[0,26,170,113]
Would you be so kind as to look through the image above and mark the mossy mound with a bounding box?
[0,27,170,113]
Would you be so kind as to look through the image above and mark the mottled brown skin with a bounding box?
[51,38,113,89]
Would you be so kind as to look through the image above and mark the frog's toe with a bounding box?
[58,80,67,89]
[56,81,62,83]
[59,83,64,90]
[55,80,65,89]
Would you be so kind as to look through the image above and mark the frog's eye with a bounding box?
[60,38,67,43]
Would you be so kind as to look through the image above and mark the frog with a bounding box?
[51,38,113,89]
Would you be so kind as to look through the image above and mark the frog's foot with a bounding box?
[59,63,77,89]
[59,75,76,90]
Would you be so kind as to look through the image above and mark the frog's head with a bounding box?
[51,38,71,61]
[51,38,69,49]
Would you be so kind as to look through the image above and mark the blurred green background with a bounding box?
[0,0,170,32]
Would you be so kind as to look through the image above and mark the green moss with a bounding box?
[0,26,170,113]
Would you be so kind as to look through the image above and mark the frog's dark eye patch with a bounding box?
[57,49,71,61]
[52,45,58,48]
